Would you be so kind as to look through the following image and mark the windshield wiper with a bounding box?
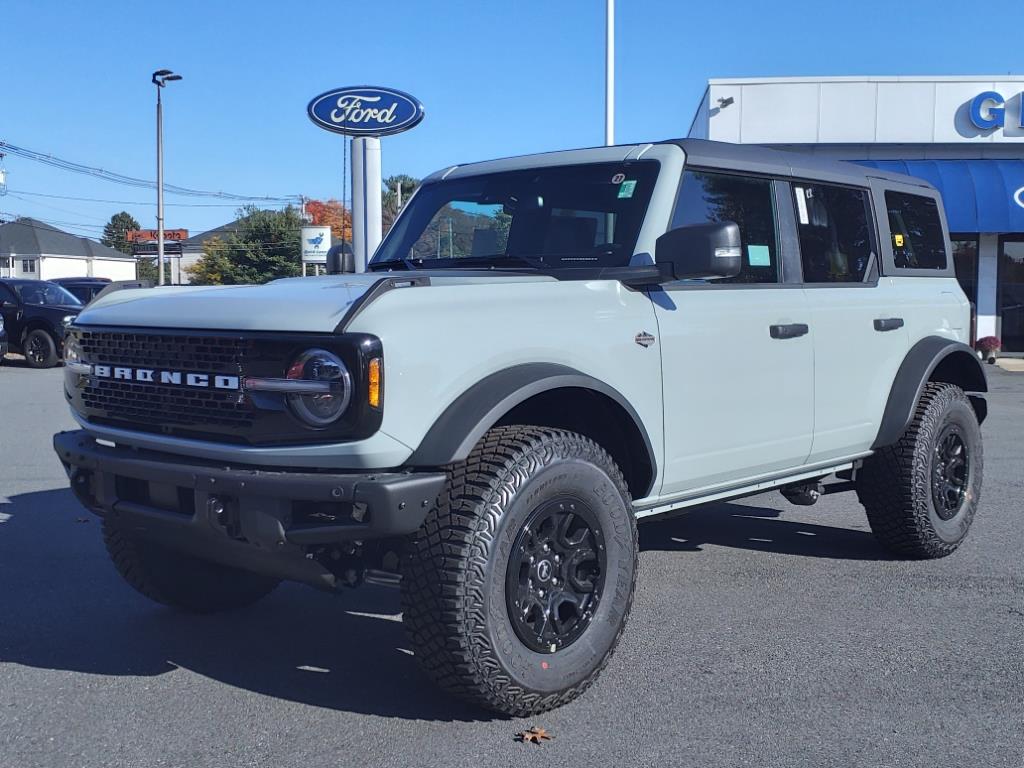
[368,257,421,271]
[458,253,547,270]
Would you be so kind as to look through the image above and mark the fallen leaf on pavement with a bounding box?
[516,726,552,744]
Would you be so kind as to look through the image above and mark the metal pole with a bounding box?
[605,0,614,146]
[156,86,165,285]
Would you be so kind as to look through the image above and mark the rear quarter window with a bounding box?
[885,191,947,270]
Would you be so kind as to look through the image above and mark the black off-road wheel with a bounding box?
[24,329,59,368]
[102,519,280,613]
[856,383,982,558]
[401,426,638,716]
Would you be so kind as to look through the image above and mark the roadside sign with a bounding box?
[301,226,331,263]
[307,86,425,137]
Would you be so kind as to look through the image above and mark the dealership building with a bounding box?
[689,75,1024,352]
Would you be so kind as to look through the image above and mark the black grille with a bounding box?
[78,330,251,374]
[77,330,254,431]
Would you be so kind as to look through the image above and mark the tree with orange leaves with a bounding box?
[305,199,352,243]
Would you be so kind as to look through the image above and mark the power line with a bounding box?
[5,189,286,208]
[0,140,302,203]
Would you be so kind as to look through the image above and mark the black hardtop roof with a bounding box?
[665,139,931,189]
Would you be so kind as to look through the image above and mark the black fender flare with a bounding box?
[872,336,988,450]
[406,362,657,476]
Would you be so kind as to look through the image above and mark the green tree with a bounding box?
[136,257,171,284]
[383,174,420,231]
[100,211,140,255]
[186,206,303,285]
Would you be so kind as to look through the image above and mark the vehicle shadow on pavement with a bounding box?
[0,488,488,722]
[638,501,893,561]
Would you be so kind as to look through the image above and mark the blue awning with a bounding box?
[852,159,1024,234]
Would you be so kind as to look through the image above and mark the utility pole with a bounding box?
[152,69,182,286]
[605,0,615,146]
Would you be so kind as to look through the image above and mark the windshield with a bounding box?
[371,161,659,270]
[14,282,83,307]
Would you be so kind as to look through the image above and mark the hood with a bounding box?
[29,302,81,317]
[74,271,554,333]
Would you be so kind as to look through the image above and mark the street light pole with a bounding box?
[605,0,614,146]
[152,69,182,286]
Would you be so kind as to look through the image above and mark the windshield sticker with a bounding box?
[794,186,809,224]
[747,244,771,267]
[617,180,637,199]
[611,173,626,184]
[894,233,905,247]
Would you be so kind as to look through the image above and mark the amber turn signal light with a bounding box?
[367,357,382,408]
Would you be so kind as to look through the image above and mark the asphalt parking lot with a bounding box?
[1,359,1021,768]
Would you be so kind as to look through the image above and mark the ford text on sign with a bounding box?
[307,87,424,137]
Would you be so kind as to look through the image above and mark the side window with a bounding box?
[885,191,947,270]
[793,183,874,283]
[672,170,779,283]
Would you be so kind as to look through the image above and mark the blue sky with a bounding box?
[1,0,1021,237]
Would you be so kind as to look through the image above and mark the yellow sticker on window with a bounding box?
[894,233,905,247]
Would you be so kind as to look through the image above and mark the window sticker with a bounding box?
[794,186,809,225]
[617,180,637,199]
[894,233,905,247]
[747,244,771,267]
[611,172,626,184]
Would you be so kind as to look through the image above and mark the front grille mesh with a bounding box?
[77,330,254,430]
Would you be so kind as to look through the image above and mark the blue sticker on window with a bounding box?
[747,244,771,266]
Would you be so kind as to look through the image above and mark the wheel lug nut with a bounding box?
[529,556,535,563]
[538,589,545,597]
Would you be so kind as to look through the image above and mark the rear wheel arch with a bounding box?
[406,363,657,499]
[873,337,987,450]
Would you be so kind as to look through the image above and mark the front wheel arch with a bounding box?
[406,363,657,499]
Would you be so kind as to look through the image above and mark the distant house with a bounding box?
[159,219,247,284]
[0,218,137,282]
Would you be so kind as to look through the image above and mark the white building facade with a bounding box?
[689,76,1024,352]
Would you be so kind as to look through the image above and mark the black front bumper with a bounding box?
[54,430,446,588]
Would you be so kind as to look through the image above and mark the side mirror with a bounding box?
[654,221,742,280]
[326,245,356,275]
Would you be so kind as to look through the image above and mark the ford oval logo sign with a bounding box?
[307,86,424,137]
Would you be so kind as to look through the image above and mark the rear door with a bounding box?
[654,169,814,496]
[790,180,910,463]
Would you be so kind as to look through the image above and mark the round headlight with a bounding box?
[64,334,83,365]
[285,349,352,428]
[62,315,75,328]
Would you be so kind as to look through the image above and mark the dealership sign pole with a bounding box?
[307,87,425,272]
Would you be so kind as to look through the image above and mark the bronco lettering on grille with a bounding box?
[91,365,240,391]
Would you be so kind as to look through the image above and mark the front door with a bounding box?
[654,169,814,497]
[998,237,1024,352]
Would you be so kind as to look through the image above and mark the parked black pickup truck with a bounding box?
[0,278,82,367]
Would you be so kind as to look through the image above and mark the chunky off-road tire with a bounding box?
[102,519,280,613]
[856,383,982,558]
[401,426,638,716]
[24,329,59,368]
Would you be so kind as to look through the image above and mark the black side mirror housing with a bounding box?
[654,221,742,280]
[326,245,356,275]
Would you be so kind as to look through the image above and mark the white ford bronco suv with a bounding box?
[54,139,987,715]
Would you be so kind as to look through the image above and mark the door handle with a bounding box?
[873,317,904,332]
[769,323,809,339]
